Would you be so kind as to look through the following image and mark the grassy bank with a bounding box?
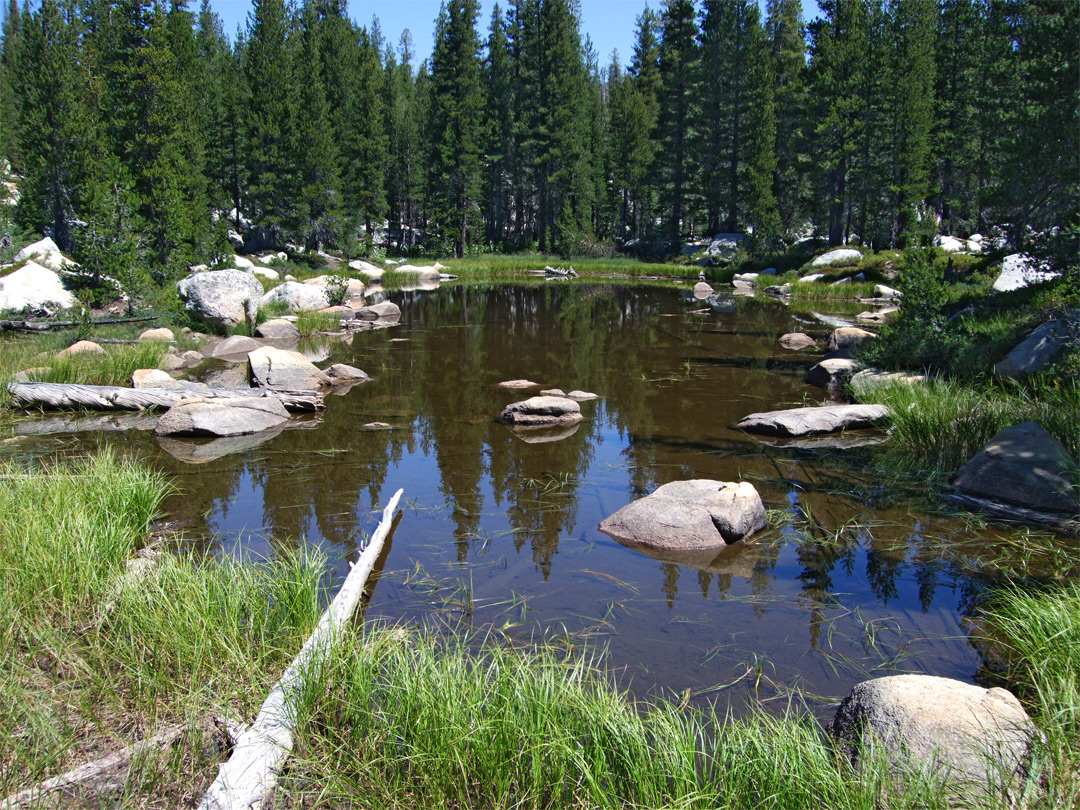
[857,377,1080,478]
[1,451,1075,807]
[0,452,324,804]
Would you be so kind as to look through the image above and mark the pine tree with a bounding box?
[656,0,698,250]
[195,0,236,214]
[386,31,424,251]
[483,5,514,247]
[243,0,294,248]
[744,13,781,251]
[428,0,483,257]
[626,8,660,239]
[14,0,83,252]
[0,0,23,172]
[292,2,340,252]
[344,20,388,253]
[885,0,937,245]
[808,0,871,245]
[765,0,809,238]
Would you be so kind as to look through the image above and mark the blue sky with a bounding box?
[207,0,822,67]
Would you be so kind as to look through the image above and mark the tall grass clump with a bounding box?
[295,309,343,336]
[36,340,171,386]
[981,582,1080,807]
[0,452,326,799]
[285,626,958,810]
[858,377,1080,477]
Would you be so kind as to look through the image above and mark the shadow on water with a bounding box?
[5,283,1063,717]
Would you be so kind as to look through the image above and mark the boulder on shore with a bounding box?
[849,368,926,396]
[736,404,890,437]
[0,261,77,312]
[255,318,301,341]
[828,675,1039,793]
[952,422,1078,515]
[498,396,583,427]
[154,397,289,437]
[812,248,862,268]
[248,345,331,390]
[993,254,1059,292]
[13,237,67,270]
[598,480,766,552]
[138,327,175,342]
[994,315,1077,378]
[211,334,263,359]
[177,269,263,331]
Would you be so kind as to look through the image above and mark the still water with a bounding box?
[17,283,1005,715]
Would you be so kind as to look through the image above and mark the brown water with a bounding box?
[11,282,1007,715]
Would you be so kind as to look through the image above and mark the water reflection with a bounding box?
[9,283,1023,714]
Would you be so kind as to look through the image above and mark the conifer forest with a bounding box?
[0,0,1076,286]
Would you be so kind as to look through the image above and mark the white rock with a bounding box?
[811,248,862,268]
[934,235,966,253]
[0,260,76,311]
[261,281,331,312]
[252,266,280,281]
[966,240,983,254]
[349,259,384,279]
[797,273,825,283]
[14,237,68,271]
[232,255,255,269]
[993,254,1059,292]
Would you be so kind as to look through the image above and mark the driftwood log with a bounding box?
[0,316,156,333]
[198,488,404,810]
[7,382,324,413]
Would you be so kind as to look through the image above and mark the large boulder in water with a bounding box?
[828,326,876,351]
[805,357,862,390]
[248,345,331,390]
[952,422,1078,515]
[828,675,1039,793]
[736,404,890,437]
[0,260,77,311]
[499,395,583,426]
[598,480,767,552]
[154,397,289,437]
[177,269,263,331]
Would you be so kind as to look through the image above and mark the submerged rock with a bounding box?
[779,332,817,351]
[499,396,583,426]
[598,480,767,551]
[736,404,890,437]
[952,422,1078,515]
[154,397,289,437]
[498,379,541,390]
[829,675,1039,793]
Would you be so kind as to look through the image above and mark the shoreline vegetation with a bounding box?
[0,452,1076,807]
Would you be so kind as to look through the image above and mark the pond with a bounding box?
[12,282,1010,717]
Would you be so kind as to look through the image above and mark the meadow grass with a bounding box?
[856,376,1080,478]
[437,254,697,280]
[0,452,325,803]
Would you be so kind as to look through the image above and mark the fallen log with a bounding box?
[6,382,324,413]
[198,488,404,810]
[0,315,156,333]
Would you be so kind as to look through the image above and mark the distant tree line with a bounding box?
[0,0,1075,285]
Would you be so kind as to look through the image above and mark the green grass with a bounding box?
[980,582,1080,808]
[295,309,345,336]
[857,377,1080,478]
[786,279,878,302]
[438,254,697,281]
[0,452,325,802]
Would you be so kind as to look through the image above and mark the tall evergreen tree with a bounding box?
[483,5,514,247]
[386,31,424,251]
[344,20,388,252]
[243,0,294,248]
[0,0,23,172]
[428,0,483,257]
[744,13,781,251]
[656,0,698,249]
[765,0,809,238]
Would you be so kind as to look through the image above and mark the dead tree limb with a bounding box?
[6,383,324,413]
[198,488,404,810]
